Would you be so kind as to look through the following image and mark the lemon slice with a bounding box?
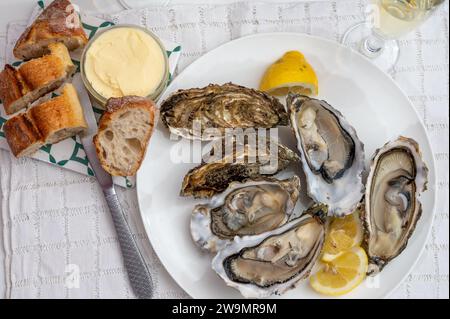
[310,247,368,296]
[259,50,318,96]
[321,210,363,262]
[322,230,354,261]
[330,211,363,244]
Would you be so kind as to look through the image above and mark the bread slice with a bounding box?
[3,83,87,157]
[0,43,76,115]
[93,96,156,176]
[30,83,87,144]
[3,113,44,157]
[13,0,88,60]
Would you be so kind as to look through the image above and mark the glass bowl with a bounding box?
[80,24,169,107]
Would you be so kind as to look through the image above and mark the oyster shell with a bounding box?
[181,137,299,198]
[160,83,289,140]
[191,176,301,253]
[363,136,428,275]
[212,205,327,298]
[287,94,365,217]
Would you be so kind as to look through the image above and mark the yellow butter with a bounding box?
[84,27,166,99]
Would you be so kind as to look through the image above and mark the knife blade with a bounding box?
[73,74,153,299]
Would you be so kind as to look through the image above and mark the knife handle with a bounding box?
[104,187,154,299]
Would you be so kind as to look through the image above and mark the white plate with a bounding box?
[136,33,436,299]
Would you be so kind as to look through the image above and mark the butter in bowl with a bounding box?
[80,25,169,107]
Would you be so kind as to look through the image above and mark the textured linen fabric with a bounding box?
[0,0,448,299]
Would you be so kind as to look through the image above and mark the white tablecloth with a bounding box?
[0,0,448,299]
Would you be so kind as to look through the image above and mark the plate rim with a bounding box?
[136,31,438,299]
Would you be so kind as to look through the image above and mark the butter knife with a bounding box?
[73,74,153,299]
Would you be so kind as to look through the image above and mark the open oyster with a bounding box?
[181,137,299,198]
[287,94,365,217]
[191,176,301,253]
[212,205,327,298]
[363,136,428,275]
[160,83,289,140]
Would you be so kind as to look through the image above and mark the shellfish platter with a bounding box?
[137,33,436,299]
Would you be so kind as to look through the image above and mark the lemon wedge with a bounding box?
[310,247,368,296]
[321,209,364,262]
[259,50,318,96]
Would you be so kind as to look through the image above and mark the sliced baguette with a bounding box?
[3,83,87,157]
[30,83,87,144]
[3,113,44,157]
[93,96,156,176]
[0,43,76,115]
[13,0,88,60]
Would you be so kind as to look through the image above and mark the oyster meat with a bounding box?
[212,205,326,298]
[191,176,301,253]
[287,94,365,217]
[160,83,289,140]
[363,136,428,275]
[181,136,299,198]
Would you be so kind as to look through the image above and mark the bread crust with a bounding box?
[0,65,27,112]
[30,84,87,144]
[94,96,156,176]
[0,43,75,115]
[3,113,43,157]
[19,54,64,89]
[4,83,87,157]
[13,0,88,60]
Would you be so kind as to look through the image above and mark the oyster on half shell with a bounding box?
[287,94,365,217]
[191,176,301,253]
[363,136,428,275]
[181,137,299,198]
[160,83,289,140]
[212,205,327,298]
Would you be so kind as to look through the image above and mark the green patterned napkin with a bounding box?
[0,1,181,188]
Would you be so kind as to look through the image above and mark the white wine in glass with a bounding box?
[375,0,446,37]
[342,0,446,71]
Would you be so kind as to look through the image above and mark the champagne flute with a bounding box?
[342,0,446,72]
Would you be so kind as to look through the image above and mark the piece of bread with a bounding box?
[30,83,87,144]
[93,96,156,176]
[0,43,76,115]
[3,83,87,157]
[3,113,44,157]
[13,0,88,60]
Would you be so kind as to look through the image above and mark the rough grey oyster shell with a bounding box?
[191,176,301,253]
[180,136,299,198]
[287,94,365,217]
[362,136,428,275]
[160,83,289,140]
[211,204,327,298]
